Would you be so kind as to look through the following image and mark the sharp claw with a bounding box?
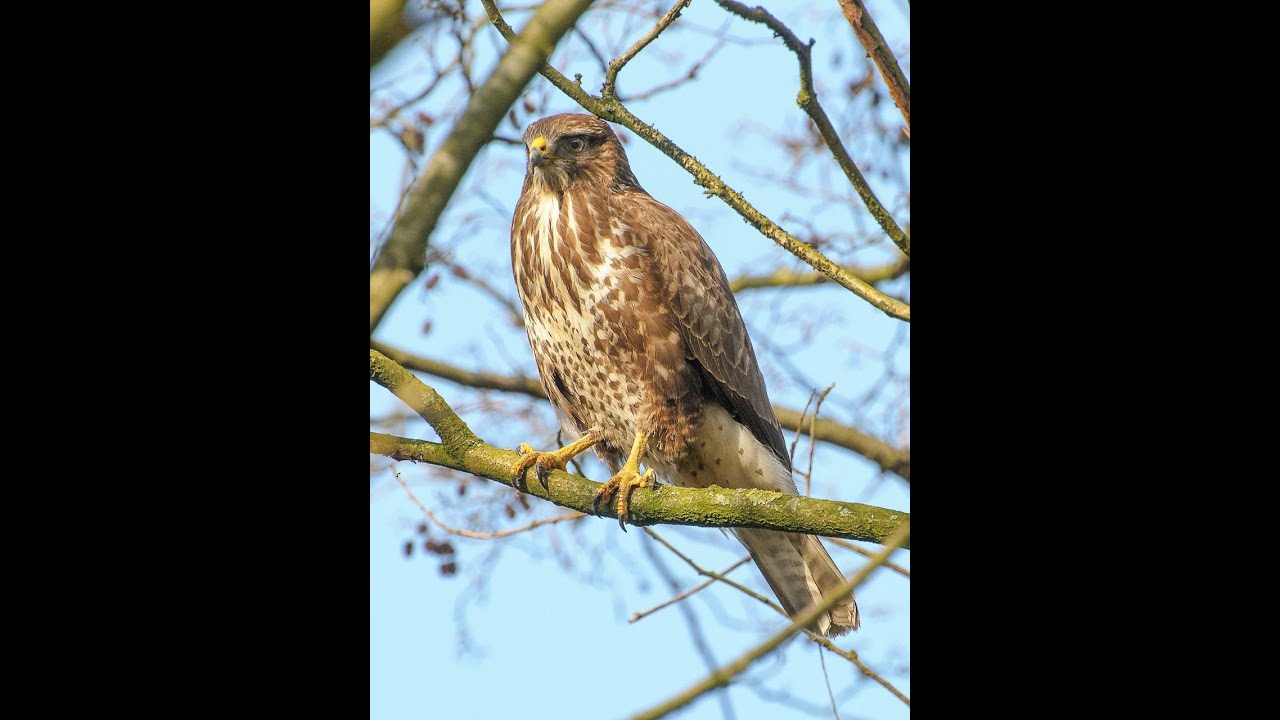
[535,461,550,490]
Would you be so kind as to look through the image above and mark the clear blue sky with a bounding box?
[371,2,910,718]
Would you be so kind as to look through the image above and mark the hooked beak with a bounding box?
[527,135,549,168]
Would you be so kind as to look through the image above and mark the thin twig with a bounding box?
[618,36,726,102]
[713,0,910,257]
[477,0,910,322]
[639,529,909,704]
[602,0,692,98]
[807,383,836,497]
[397,470,586,539]
[629,557,752,623]
[630,523,911,720]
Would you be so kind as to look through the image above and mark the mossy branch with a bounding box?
[477,0,910,323]
[370,352,909,546]
[370,340,910,481]
[370,0,597,334]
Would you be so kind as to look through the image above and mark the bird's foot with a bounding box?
[593,466,656,531]
[511,429,602,492]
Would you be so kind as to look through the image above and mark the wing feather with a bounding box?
[617,191,791,470]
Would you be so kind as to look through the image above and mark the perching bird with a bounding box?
[508,113,858,636]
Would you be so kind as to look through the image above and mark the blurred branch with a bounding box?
[371,0,414,69]
[478,0,910,323]
[371,350,910,545]
[618,36,725,102]
[370,340,910,481]
[370,0,597,334]
[828,537,909,578]
[714,0,910,257]
[837,0,910,127]
[729,257,909,293]
[630,523,911,720]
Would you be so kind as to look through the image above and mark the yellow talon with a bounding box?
[511,430,602,492]
[592,432,655,530]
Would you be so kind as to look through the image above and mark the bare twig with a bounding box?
[478,0,910,322]
[630,523,911,720]
[714,0,910,257]
[629,556,753,623]
[396,470,586,539]
[602,0,693,98]
[807,383,836,496]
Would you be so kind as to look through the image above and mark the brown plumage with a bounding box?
[509,113,858,636]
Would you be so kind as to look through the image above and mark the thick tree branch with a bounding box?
[837,0,910,128]
[478,0,910,323]
[372,431,908,545]
[370,0,413,69]
[714,0,910,257]
[729,256,909,293]
[631,522,911,720]
[370,340,910,481]
[370,0,596,334]
[370,352,909,545]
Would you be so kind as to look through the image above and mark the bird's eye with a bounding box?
[566,138,586,153]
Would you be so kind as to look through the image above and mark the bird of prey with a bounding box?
[508,113,858,636]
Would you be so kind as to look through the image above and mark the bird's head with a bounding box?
[521,113,641,194]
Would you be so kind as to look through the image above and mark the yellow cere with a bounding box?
[530,136,547,151]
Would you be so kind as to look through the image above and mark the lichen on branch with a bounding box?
[370,350,909,546]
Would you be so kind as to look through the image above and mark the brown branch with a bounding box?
[630,523,911,720]
[714,0,910,257]
[371,340,910,481]
[729,257,909,293]
[477,0,910,322]
[837,0,910,127]
[370,0,597,334]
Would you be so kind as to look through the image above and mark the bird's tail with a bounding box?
[733,528,860,636]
